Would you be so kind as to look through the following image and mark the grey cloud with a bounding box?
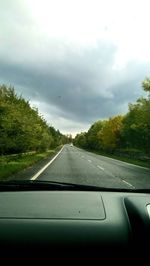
[0,1,149,134]
[0,42,117,122]
[0,47,149,124]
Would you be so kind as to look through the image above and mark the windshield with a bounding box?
[0,0,150,190]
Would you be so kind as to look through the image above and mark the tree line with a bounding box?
[0,85,71,155]
[74,78,150,157]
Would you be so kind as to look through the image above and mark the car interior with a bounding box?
[1,0,150,263]
[0,183,149,261]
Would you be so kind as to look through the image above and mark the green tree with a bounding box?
[74,132,87,148]
[99,116,124,152]
[122,98,150,152]
[121,77,150,153]
[0,84,65,154]
[86,120,105,150]
[142,77,150,95]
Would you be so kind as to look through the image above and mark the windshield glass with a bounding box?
[0,0,150,190]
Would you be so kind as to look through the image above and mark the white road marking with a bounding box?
[97,165,104,171]
[94,154,150,170]
[122,179,135,188]
[88,159,92,163]
[30,146,64,180]
[81,156,84,158]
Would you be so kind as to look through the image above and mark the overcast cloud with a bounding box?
[0,0,150,136]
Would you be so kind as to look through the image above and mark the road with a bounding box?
[30,144,150,189]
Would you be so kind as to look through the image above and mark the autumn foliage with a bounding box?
[74,77,150,156]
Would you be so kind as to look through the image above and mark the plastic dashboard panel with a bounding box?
[0,190,150,259]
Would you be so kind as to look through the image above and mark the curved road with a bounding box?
[31,144,150,189]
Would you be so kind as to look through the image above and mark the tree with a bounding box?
[74,132,87,148]
[74,76,150,155]
[48,126,62,148]
[0,84,66,154]
[98,116,124,152]
[121,77,150,152]
[142,77,150,95]
[122,98,150,152]
[86,121,105,150]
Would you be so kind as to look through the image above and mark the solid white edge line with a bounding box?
[30,146,64,180]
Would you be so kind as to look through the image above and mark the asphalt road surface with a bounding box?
[31,144,150,189]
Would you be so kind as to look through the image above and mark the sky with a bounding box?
[0,0,150,137]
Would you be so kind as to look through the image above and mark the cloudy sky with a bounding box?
[0,0,150,136]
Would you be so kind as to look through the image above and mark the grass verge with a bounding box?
[84,149,150,169]
[0,146,62,180]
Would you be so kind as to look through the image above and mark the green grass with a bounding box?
[84,149,150,169]
[0,148,61,180]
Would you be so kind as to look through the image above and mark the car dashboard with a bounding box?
[0,189,149,260]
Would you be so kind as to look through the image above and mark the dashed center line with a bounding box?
[97,165,104,171]
[122,179,135,188]
[88,159,92,163]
